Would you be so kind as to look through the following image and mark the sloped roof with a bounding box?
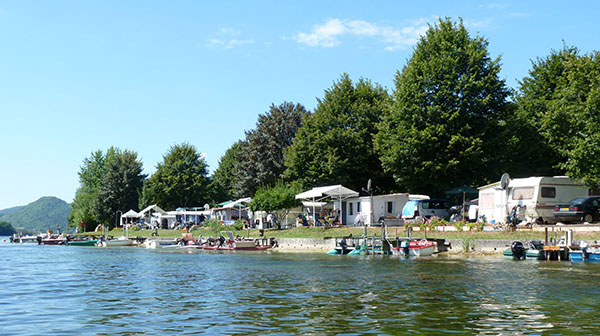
[296,185,359,200]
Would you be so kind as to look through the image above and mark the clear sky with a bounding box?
[0,1,598,209]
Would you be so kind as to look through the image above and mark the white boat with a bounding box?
[97,236,134,247]
[392,239,436,257]
[144,239,179,249]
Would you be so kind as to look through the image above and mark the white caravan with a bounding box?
[478,175,589,224]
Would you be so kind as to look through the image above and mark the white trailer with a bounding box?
[477,175,590,224]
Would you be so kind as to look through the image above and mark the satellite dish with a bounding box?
[500,173,511,190]
[203,203,210,211]
[367,179,372,192]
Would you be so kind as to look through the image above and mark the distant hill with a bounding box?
[0,206,24,217]
[0,197,71,233]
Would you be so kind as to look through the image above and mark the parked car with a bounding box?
[402,199,451,222]
[554,196,600,224]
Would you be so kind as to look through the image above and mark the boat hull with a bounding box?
[67,240,97,246]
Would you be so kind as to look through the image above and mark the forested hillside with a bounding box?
[0,197,71,233]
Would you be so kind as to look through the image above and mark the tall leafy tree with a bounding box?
[95,148,146,226]
[235,102,309,196]
[517,45,600,187]
[68,150,107,230]
[375,18,510,196]
[249,181,302,228]
[141,143,210,210]
[285,74,392,193]
[210,141,245,202]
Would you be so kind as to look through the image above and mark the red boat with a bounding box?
[391,239,436,257]
[200,231,272,251]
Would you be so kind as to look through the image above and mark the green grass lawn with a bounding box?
[95,226,600,241]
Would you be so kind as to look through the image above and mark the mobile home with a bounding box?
[478,176,589,224]
[344,193,429,226]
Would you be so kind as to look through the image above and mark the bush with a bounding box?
[453,219,466,232]
[205,218,223,232]
[233,219,245,231]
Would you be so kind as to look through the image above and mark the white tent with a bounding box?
[138,204,166,217]
[295,185,359,225]
[122,209,139,218]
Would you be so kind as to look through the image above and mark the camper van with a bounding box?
[478,176,589,225]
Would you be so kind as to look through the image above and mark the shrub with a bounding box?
[453,219,466,232]
[205,218,223,232]
[233,219,245,231]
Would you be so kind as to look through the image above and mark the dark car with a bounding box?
[554,196,600,224]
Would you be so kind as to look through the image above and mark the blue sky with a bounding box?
[0,1,598,209]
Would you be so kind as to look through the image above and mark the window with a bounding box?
[512,187,534,200]
[357,202,361,212]
[541,187,556,198]
[387,201,394,213]
[349,203,354,215]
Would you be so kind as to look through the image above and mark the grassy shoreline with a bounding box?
[97,226,600,241]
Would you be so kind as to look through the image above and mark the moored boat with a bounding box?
[200,231,272,251]
[392,239,436,257]
[97,236,134,247]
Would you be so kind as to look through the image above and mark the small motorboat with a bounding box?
[66,238,98,246]
[144,239,179,249]
[41,235,66,245]
[200,231,272,251]
[97,236,134,247]
[587,246,600,262]
[392,239,436,257]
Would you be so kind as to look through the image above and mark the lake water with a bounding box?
[2,238,600,335]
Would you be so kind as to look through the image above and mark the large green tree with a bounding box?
[141,143,210,210]
[235,102,309,196]
[94,148,146,227]
[210,140,245,202]
[249,181,301,228]
[68,150,107,231]
[285,74,392,193]
[517,45,600,187]
[375,18,510,196]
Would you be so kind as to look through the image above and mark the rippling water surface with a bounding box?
[2,238,600,335]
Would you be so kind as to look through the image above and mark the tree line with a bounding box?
[68,18,600,228]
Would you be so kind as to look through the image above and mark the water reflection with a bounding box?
[2,242,600,335]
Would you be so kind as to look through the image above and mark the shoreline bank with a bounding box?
[274,237,515,255]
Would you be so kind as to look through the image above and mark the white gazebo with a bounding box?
[295,185,359,225]
[120,209,139,226]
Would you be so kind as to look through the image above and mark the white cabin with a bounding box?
[343,193,429,226]
[478,176,590,224]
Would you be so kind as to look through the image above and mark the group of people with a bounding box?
[298,209,340,227]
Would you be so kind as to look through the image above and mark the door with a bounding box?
[342,202,347,225]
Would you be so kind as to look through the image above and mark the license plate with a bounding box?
[561,208,569,211]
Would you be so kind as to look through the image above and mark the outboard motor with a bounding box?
[400,240,410,257]
[511,241,526,260]
[530,240,544,251]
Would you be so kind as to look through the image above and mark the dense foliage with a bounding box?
[375,18,510,196]
[249,181,302,227]
[68,150,106,230]
[285,74,392,193]
[517,45,600,187]
[94,148,146,226]
[234,102,309,197]
[0,197,71,233]
[210,141,245,202]
[141,143,210,210]
[0,221,16,235]
[69,147,145,229]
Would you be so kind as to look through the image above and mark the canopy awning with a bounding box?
[122,209,139,218]
[138,204,166,217]
[295,185,359,200]
[302,201,327,207]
